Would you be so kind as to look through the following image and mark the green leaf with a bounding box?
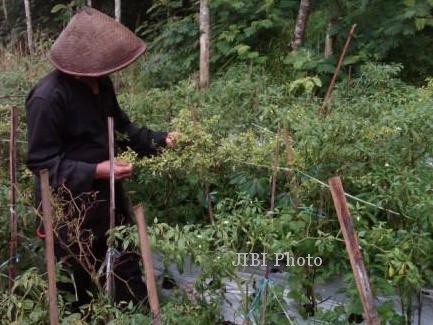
[415,18,427,31]
[235,44,251,55]
[51,4,67,13]
[343,55,361,65]
[404,0,416,6]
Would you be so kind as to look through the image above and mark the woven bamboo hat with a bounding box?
[48,7,146,77]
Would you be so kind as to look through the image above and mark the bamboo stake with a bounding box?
[199,0,210,89]
[205,182,214,224]
[0,95,26,100]
[188,104,214,224]
[40,170,59,325]
[328,176,379,325]
[346,65,352,95]
[319,24,356,115]
[260,127,281,323]
[105,116,116,299]
[270,128,280,212]
[8,105,17,290]
[282,126,301,209]
[133,205,161,325]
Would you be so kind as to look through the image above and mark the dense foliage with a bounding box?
[1,0,433,324]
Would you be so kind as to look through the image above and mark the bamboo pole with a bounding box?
[319,24,356,115]
[23,0,34,55]
[328,176,379,325]
[270,128,280,212]
[133,205,161,325]
[105,116,116,299]
[199,0,210,89]
[260,127,281,324]
[188,104,214,224]
[205,182,214,224]
[40,170,59,325]
[8,105,17,290]
[282,126,301,209]
[0,95,26,100]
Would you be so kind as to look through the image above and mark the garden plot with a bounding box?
[153,254,433,324]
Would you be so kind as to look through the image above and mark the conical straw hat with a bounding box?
[48,7,146,77]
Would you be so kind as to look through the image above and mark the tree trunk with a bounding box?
[2,0,8,23]
[24,0,34,55]
[324,22,333,57]
[114,0,121,22]
[289,0,310,50]
[199,0,210,89]
[87,0,92,7]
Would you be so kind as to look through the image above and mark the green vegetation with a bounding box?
[1,0,433,324]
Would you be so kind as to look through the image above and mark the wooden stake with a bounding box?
[133,204,161,325]
[319,24,356,115]
[270,128,280,212]
[40,170,59,325]
[188,105,214,224]
[282,126,301,210]
[8,105,17,290]
[199,0,210,89]
[328,176,379,325]
[105,116,116,299]
[205,182,215,224]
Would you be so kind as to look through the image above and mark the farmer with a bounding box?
[25,8,176,307]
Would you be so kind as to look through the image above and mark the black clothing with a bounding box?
[26,70,167,235]
[26,70,166,304]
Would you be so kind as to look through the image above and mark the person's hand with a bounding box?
[94,160,133,180]
[166,132,179,147]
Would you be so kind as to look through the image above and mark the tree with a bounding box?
[324,22,333,57]
[23,0,34,55]
[114,0,120,22]
[289,0,310,50]
[199,0,209,89]
[2,0,7,23]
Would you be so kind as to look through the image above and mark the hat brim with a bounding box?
[47,43,147,77]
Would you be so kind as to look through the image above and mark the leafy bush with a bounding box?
[1,39,433,322]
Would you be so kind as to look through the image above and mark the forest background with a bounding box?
[1,0,433,324]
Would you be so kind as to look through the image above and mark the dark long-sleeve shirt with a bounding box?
[26,70,167,239]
